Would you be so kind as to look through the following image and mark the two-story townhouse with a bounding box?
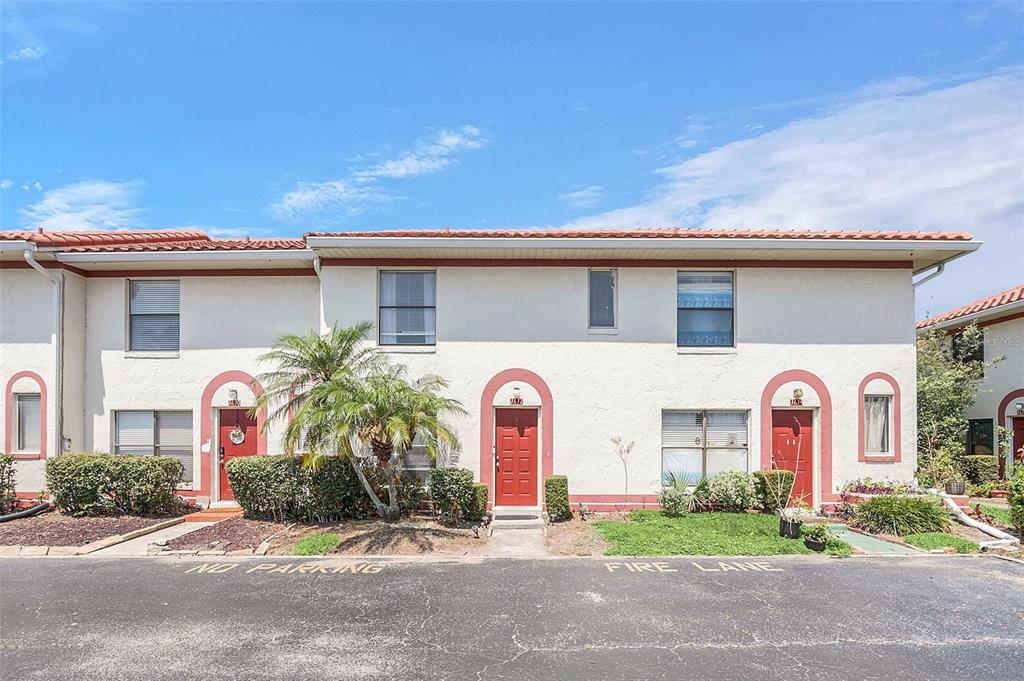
[1,228,979,511]
[917,283,1024,474]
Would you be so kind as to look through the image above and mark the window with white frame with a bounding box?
[588,269,616,329]
[379,271,436,345]
[128,280,180,351]
[676,272,734,347]
[863,395,892,455]
[114,411,193,483]
[15,393,41,452]
[398,439,435,483]
[662,410,749,483]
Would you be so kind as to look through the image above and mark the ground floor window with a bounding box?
[967,419,994,455]
[114,410,194,483]
[15,393,41,452]
[398,440,435,483]
[662,410,749,483]
[863,395,893,455]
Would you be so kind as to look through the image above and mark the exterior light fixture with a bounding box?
[1016,402,1024,413]
[227,389,241,407]
[790,388,804,406]
[509,386,524,405]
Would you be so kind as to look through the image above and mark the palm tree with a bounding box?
[254,323,466,521]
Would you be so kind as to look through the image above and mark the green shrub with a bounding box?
[962,455,999,484]
[0,455,16,514]
[903,532,978,554]
[851,495,951,536]
[466,482,489,521]
[1008,468,1024,535]
[752,470,795,512]
[707,471,758,511]
[544,475,571,522]
[293,532,340,556]
[226,455,422,522]
[46,453,184,516]
[428,467,476,523]
[659,486,687,517]
[660,474,709,516]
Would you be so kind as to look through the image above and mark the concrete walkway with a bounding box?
[485,526,547,557]
[91,521,216,557]
[828,523,922,556]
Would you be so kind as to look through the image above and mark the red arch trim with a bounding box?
[4,371,47,459]
[997,388,1024,457]
[199,370,267,495]
[760,370,836,502]
[479,369,553,506]
[857,372,902,463]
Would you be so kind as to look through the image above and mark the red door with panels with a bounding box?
[494,408,539,507]
[1014,417,1024,464]
[218,408,258,501]
[771,410,814,506]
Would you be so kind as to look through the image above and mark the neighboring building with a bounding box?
[2,228,980,510]
[917,283,1024,471]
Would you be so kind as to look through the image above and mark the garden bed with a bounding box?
[593,510,849,557]
[0,510,181,547]
[166,516,284,552]
[545,515,620,556]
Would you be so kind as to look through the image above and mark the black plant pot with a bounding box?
[779,517,803,539]
[804,537,826,552]
[944,481,966,495]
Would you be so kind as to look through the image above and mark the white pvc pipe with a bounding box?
[938,491,1020,549]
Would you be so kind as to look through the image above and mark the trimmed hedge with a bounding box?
[545,475,571,521]
[752,470,796,512]
[962,455,999,484]
[0,455,16,514]
[428,467,477,523]
[851,495,951,536]
[468,483,489,521]
[1009,468,1024,535]
[46,452,184,516]
[707,471,758,511]
[226,455,424,522]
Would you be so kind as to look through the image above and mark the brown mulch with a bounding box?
[166,516,285,552]
[0,511,172,547]
[271,518,489,556]
[544,515,621,556]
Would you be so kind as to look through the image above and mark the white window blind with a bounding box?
[677,272,734,347]
[379,271,436,345]
[662,410,749,482]
[115,410,193,483]
[588,269,616,328]
[129,280,180,351]
[16,394,41,452]
[864,396,892,455]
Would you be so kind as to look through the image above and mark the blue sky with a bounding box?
[1,1,1022,318]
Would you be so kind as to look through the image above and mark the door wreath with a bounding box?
[228,427,245,445]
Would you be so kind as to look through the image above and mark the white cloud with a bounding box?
[3,45,48,62]
[271,125,484,220]
[32,181,42,191]
[20,180,144,230]
[0,179,12,190]
[560,185,605,210]
[566,72,1024,318]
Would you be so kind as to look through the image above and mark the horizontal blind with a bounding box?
[662,411,703,448]
[16,394,41,451]
[130,281,180,351]
[157,411,193,484]
[115,411,155,454]
[677,272,733,308]
[705,412,748,447]
[380,271,435,306]
[130,280,179,314]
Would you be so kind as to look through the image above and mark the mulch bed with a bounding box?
[0,510,173,547]
[274,518,489,556]
[166,517,284,552]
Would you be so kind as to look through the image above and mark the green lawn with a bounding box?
[293,532,340,556]
[903,532,978,554]
[595,510,850,557]
[980,504,1013,528]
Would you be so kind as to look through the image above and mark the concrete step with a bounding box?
[491,513,545,529]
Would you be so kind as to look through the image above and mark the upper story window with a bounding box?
[863,395,893,456]
[15,393,41,452]
[114,410,194,483]
[677,272,734,347]
[588,269,616,329]
[379,271,436,346]
[128,280,180,351]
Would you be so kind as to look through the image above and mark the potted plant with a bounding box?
[803,523,831,552]
[780,497,810,539]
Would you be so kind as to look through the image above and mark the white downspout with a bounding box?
[23,248,64,459]
[912,263,944,289]
[938,491,1020,550]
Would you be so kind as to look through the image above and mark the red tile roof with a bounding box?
[918,283,1024,329]
[59,238,307,253]
[306,228,974,241]
[0,229,209,248]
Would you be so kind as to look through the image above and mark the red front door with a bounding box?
[1013,417,1024,464]
[218,409,258,501]
[494,408,539,507]
[771,410,814,506]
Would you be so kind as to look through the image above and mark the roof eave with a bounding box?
[55,249,315,264]
[918,298,1024,332]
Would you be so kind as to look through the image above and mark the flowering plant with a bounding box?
[842,477,918,495]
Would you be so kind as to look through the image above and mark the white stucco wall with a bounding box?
[967,317,1024,448]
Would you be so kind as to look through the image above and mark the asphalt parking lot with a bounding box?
[1,554,1022,680]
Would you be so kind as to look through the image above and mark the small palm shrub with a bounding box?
[707,471,758,511]
[659,473,709,516]
[852,495,951,536]
[544,475,571,522]
[1008,468,1024,535]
